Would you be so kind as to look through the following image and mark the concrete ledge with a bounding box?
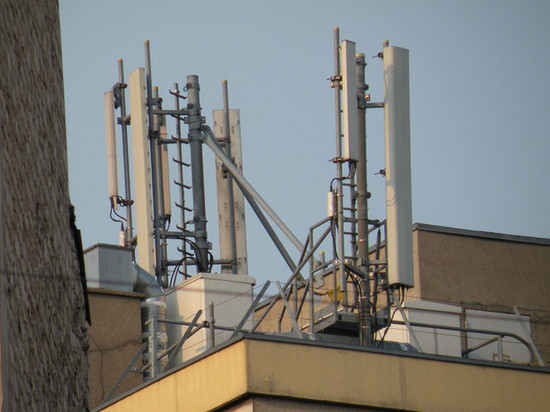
[98,335,550,412]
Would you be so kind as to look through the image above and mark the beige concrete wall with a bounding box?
[100,337,550,412]
[0,0,88,409]
[225,396,379,411]
[88,290,144,409]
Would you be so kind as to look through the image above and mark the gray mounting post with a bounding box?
[222,81,239,274]
[187,75,210,272]
[117,59,134,246]
[208,301,215,349]
[355,52,372,346]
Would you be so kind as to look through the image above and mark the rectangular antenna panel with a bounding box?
[340,40,359,161]
[129,68,155,275]
[104,90,118,204]
[213,109,248,275]
[384,45,414,287]
[159,119,171,217]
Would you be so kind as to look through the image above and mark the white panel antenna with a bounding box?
[213,108,248,275]
[384,45,414,287]
[160,120,171,217]
[340,40,359,162]
[104,89,118,209]
[129,67,155,275]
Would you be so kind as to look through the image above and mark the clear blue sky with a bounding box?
[60,1,550,287]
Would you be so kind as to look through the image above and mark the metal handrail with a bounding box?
[391,319,535,363]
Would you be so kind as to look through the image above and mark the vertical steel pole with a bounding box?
[333,28,347,310]
[153,87,166,222]
[222,80,239,274]
[208,301,215,349]
[309,230,315,333]
[117,59,134,247]
[144,41,164,285]
[356,53,372,346]
[186,75,210,272]
[153,86,169,284]
[151,315,158,378]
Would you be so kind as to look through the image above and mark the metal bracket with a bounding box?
[163,310,202,373]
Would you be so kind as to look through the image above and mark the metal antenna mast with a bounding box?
[117,59,134,246]
[222,80,239,274]
[186,75,210,272]
[355,52,373,345]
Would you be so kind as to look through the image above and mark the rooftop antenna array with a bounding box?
[104,29,413,346]
[105,41,306,289]
[247,28,414,346]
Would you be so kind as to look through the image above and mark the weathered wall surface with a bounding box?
[88,290,143,409]
[412,227,550,366]
[0,1,89,409]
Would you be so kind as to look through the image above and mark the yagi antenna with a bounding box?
[104,89,118,209]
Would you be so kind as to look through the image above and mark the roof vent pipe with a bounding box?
[132,263,163,297]
[132,263,166,378]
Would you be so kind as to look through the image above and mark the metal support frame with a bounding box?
[203,125,304,254]
[163,310,202,372]
[171,82,189,278]
[231,281,271,338]
[253,220,332,333]
[513,306,544,366]
[101,342,148,405]
[393,291,423,352]
[276,282,303,336]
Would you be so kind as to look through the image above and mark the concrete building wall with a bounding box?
[0,1,88,409]
[99,337,550,412]
[411,226,550,366]
[88,290,143,409]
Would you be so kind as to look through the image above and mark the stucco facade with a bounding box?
[0,1,89,409]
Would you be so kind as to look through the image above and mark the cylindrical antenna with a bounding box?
[104,89,118,209]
